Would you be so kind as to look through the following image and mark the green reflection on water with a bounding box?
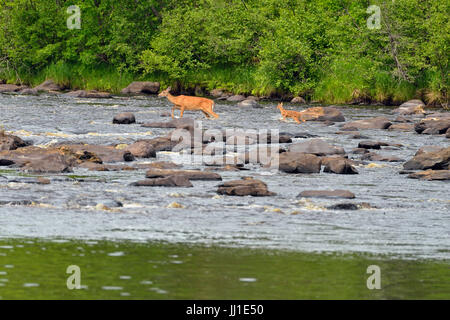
[0,239,448,300]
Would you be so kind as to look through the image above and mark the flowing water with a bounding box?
[0,93,448,299]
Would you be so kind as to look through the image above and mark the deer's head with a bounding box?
[277,103,284,111]
[158,87,172,97]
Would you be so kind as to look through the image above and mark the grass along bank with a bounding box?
[1,62,448,107]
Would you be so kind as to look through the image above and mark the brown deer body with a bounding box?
[277,103,325,124]
[159,87,219,119]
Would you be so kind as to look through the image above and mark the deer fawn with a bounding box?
[277,103,325,124]
[159,87,219,119]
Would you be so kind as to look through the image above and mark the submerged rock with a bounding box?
[217,177,276,196]
[298,190,356,199]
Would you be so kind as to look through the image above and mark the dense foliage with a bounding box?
[0,0,448,105]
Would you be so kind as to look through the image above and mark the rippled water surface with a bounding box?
[0,93,449,262]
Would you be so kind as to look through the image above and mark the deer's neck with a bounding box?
[167,93,179,105]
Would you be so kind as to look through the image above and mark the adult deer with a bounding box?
[158,87,219,119]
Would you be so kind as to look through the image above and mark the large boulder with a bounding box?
[278,152,322,173]
[126,141,156,158]
[393,100,425,115]
[58,144,134,163]
[121,81,160,95]
[291,96,306,104]
[361,152,404,162]
[0,133,28,151]
[322,158,358,174]
[113,112,136,124]
[316,107,346,122]
[289,139,345,156]
[403,147,450,170]
[34,80,63,92]
[298,190,356,199]
[341,117,392,130]
[388,123,414,131]
[414,116,450,135]
[217,177,276,196]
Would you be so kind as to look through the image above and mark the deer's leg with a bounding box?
[171,105,176,119]
[294,117,301,124]
[179,106,185,118]
[208,110,219,119]
[202,111,211,119]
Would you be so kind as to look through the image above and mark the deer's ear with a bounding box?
[280,103,283,107]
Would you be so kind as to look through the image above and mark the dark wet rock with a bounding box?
[0,159,14,166]
[322,158,358,174]
[446,128,450,138]
[67,90,112,98]
[408,170,450,181]
[131,176,193,188]
[0,133,28,151]
[121,81,160,95]
[145,168,222,181]
[238,99,261,108]
[113,112,136,124]
[141,117,196,129]
[34,80,63,92]
[217,177,276,197]
[342,117,392,130]
[134,161,181,170]
[226,95,246,102]
[298,190,356,199]
[7,177,51,185]
[361,152,404,162]
[327,203,359,210]
[415,117,450,135]
[0,200,35,206]
[403,147,450,170]
[0,84,26,93]
[289,139,345,156]
[291,96,306,104]
[126,141,156,158]
[278,152,322,173]
[358,141,383,150]
[388,123,414,131]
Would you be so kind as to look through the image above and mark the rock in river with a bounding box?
[113,112,136,124]
[217,177,276,197]
[278,152,322,174]
[403,147,450,170]
[289,139,345,156]
[131,176,193,188]
[0,133,28,151]
[298,190,356,199]
[341,117,392,130]
[407,170,450,181]
[322,158,358,174]
[145,169,222,181]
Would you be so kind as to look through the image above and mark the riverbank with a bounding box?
[1,63,448,107]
